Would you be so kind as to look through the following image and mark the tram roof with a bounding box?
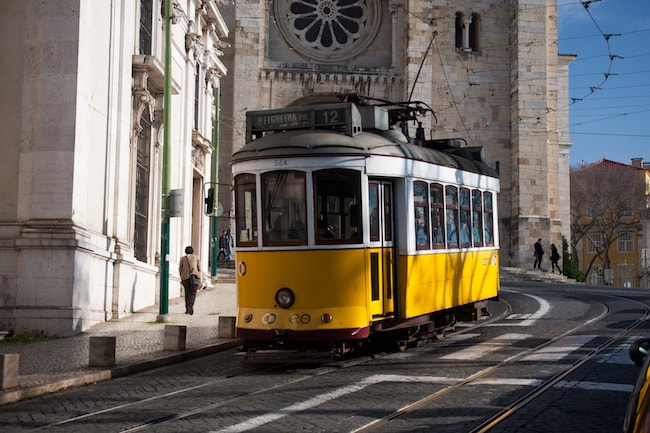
[232,128,499,178]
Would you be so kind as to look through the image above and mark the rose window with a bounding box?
[274,0,381,63]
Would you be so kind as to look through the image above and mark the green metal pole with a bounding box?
[159,0,172,316]
[211,88,220,277]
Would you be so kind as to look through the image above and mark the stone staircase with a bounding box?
[500,266,582,285]
[213,260,236,283]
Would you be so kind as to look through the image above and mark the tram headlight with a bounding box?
[275,287,295,309]
[262,313,276,324]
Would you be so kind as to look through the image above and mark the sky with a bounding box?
[557,0,650,167]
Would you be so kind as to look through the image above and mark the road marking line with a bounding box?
[210,375,458,433]
[556,380,634,393]
[490,293,551,327]
[440,333,532,360]
[210,372,631,433]
[597,338,643,364]
[521,335,596,361]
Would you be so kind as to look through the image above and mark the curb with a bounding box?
[0,339,242,406]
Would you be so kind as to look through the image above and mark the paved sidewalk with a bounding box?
[0,271,240,405]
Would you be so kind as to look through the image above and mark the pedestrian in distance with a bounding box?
[179,246,201,315]
[533,238,545,270]
[217,230,228,261]
[224,229,234,260]
[550,243,562,274]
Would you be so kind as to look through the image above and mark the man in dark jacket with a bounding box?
[533,238,544,270]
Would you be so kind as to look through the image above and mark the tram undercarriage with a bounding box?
[237,301,490,364]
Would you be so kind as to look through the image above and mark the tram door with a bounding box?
[368,181,395,318]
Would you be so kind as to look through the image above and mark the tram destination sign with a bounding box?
[246,103,362,142]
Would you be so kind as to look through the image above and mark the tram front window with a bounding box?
[313,169,361,244]
[262,171,307,245]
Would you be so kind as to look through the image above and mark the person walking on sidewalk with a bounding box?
[533,238,545,270]
[550,243,562,274]
[224,229,234,261]
[179,246,201,315]
[217,229,234,261]
[217,230,228,261]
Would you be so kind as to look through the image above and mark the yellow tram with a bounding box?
[232,95,500,362]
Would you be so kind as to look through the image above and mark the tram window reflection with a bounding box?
[369,184,380,241]
[430,184,445,248]
[472,189,483,246]
[460,189,471,248]
[234,173,258,246]
[414,181,429,250]
[446,186,459,248]
[313,169,361,244]
[484,192,494,245]
[262,171,307,245]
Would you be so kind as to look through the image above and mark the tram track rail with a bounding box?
[18,299,511,432]
[15,290,648,433]
[354,293,650,433]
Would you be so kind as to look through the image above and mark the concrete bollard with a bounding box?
[89,336,116,367]
[0,354,19,390]
[163,325,187,351]
[218,316,236,338]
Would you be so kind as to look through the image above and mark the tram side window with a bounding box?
[483,192,494,246]
[459,188,471,247]
[430,183,445,248]
[472,189,483,247]
[262,171,307,245]
[234,173,258,246]
[313,169,361,244]
[414,181,429,250]
[446,186,459,248]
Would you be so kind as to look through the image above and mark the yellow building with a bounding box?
[572,158,650,287]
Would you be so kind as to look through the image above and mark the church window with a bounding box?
[273,0,382,63]
[455,11,480,52]
[134,108,151,262]
[470,13,481,51]
[194,64,200,131]
[139,0,153,55]
[455,12,464,49]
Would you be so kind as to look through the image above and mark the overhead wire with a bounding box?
[515,0,650,137]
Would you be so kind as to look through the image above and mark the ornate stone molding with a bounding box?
[185,28,204,61]
[191,129,213,175]
[132,87,154,137]
[132,57,162,140]
[389,0,402,15]
[205,66,222,87]
[260,69,401,88]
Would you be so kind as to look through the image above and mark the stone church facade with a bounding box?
[216,0,572,267]
[0,1,228,336]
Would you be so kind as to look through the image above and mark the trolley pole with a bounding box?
[158,0,173,318]
[211,88,220,278]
